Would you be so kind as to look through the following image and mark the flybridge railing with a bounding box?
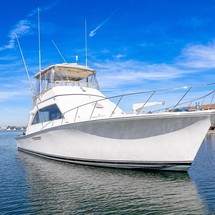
[53,80,99,89]
[40,82,215,130]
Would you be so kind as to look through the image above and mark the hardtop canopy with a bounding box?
[34,63,96,81]
[33,63,98,95]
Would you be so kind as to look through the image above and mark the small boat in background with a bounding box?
[16,62,215,171]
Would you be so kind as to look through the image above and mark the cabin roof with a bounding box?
[34,63,96,81]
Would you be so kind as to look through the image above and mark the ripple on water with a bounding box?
[0,131,214,214]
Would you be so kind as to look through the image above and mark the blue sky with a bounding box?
[1,0,215,126]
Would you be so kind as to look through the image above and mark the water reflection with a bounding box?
[17,152,207,214]
[189,134,215,213]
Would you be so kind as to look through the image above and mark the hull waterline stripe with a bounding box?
[18,148,192,171]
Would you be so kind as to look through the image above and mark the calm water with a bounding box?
[0,131,215,215]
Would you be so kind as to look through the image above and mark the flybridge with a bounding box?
[34,63,99,95]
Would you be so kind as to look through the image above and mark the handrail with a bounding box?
[136,91,156,115]
[171,87,192,112]
[152,89,215,113]
[40,82,215,131]
[110,95,124,117]
[89,101,97,120]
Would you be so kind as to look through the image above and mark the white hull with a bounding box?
[16,111,214,171]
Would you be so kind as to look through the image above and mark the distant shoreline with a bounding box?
[0,126,25,131]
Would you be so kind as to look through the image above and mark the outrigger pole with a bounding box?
[52,40,67,63]
[85,20,89,85]
[15,34,35,95]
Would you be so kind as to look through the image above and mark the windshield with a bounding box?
[35,66,99,95]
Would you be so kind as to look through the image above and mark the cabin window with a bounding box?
[32,104,63,125]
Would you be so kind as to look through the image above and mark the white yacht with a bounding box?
[16,63,215,171]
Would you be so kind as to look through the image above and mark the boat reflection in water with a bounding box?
[189,134,215,213]
[17,151,208,214]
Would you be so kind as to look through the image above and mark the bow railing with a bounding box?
[40,82,215,130]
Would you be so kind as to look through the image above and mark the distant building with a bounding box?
[188,104,215,131]
[188,104,215,111]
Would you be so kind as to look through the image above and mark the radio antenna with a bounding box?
[85,20,88,67]
[15,34,36,95]
[52,40,67,63]
[38,7,42,71]
[38,7,42,95]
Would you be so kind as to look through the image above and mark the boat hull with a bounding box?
[16,112,214,172]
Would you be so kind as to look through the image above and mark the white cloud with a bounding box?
[0,3,57,51]
[177,42,215,69]
[0,19,32,51]
[92,42,215,91]
[0,55,17,61]
[114,54,126,59]
[93,60,193,90]
[0,90,30,102]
